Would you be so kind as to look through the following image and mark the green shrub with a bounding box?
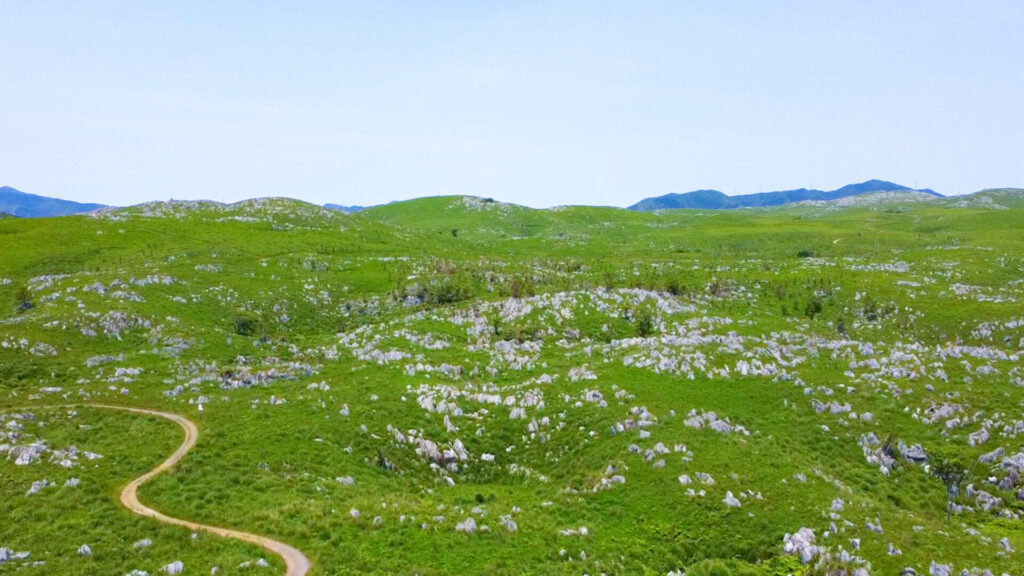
[859,294,895,322]
[631,302,657,337]
[424,277,473,305]
[760,555,807,576]
[602,271,618,290]
[508,277,535,298]
[14,284,33,312]
[232,315,259,336]
[804,298,823,319]
[930,446,969,520]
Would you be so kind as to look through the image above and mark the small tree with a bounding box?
[14,284,33,312]
[232,315,259,336]
[804,297,823,319]
[930,448,968,521]
[630,302,657,337]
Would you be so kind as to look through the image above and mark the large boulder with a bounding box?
[899,442,928,463]
[979,447,1004,464]
[782,528,819,563]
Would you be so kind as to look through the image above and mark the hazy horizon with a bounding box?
[3,2,1023,208]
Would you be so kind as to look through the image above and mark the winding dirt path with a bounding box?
[88,404,312,576]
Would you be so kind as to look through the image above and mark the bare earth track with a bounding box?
[88,403,312,576]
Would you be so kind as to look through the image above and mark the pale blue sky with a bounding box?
[2,1,1022,207]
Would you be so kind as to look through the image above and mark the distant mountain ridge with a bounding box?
[0,186,107,218]
[0,186,379,218]
[323,203,366,213]
[628,180,941,211]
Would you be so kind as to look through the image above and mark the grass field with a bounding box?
[2,192,1024,575]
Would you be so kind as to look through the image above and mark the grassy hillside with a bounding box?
[2,197,1024,575]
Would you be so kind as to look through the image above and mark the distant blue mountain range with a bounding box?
[0,186,107,217]
[627,180,940,211]
[323,203,366,213]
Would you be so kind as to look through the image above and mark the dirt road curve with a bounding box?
[88,403,312,576]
